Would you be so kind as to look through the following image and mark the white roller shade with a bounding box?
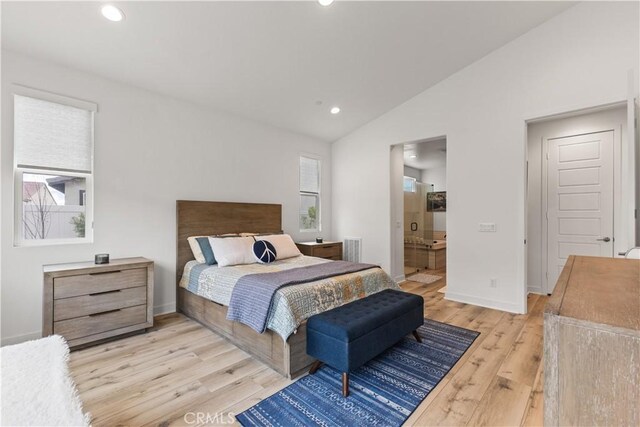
[14,95,93,173]
[300,156,320,193]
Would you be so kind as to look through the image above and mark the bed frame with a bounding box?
[175,200,315,378]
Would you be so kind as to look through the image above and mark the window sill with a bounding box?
[14,237,94,248]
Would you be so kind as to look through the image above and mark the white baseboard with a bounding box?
[154,302,176,316]
[527,286,544,295]
[394,274,406,284]
[445,291,525,314]
[1,331,41,347]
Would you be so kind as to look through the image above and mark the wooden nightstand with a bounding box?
[43,257,154,349]
[296,241,343,261]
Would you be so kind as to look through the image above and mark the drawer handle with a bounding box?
[89,270,122,276]
[89,289,121,297]
[89,309,121,317]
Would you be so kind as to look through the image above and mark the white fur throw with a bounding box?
[0,335,90,426]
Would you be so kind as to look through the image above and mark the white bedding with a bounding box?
[0,335,90,426]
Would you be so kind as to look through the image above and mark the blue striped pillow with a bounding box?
[253,240,277,264]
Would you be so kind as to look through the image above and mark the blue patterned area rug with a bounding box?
[236,319,479,427]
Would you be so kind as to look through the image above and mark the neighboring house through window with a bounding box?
[299,155,321,232]
[13,87,96,245]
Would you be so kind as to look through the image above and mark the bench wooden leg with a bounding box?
[309,360,322,374]
[342,372,349,397]
[412,330,423,343]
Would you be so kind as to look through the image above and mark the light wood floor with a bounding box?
[70,271,546,426]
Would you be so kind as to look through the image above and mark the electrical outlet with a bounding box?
[490,278,497,288]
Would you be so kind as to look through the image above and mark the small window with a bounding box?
[13,90,95,245]
[300,156,320,232]
[403,176,416,192]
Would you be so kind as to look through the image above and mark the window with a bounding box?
[403,176,416,192]
[13,89,96,245]
[299,156,320,232]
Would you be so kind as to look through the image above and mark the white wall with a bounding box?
[332,2,639,313]
[403,165,421,181]
[421,167,446,192]
[1,51,332,344]
[421,167,446,232]
[527,106,627,294]
[390,146,405,282]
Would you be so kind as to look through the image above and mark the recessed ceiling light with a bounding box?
[410,155,417,159]
[330,106,340,114]
[101,5,125,22]
[318,0,334,6]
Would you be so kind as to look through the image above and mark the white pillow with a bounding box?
[188,233,238,264]
[208,236,256,267]
[256,234,301,260]
[187,236,206,263]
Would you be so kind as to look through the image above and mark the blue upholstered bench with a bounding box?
[306,289,424,397]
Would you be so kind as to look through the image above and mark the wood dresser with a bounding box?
[544,255,639,426]
[296,241,343,260]
[43,257,154,349]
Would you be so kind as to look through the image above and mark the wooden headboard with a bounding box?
[176,200,282,286]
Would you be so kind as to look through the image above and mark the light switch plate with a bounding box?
[479,223,496,232]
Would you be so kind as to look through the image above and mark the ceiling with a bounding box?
[2,1,574,142]
[404,138,447,170]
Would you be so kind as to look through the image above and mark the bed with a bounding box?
[176,200,398,378]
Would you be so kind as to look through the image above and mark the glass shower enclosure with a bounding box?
[404,181,434,275]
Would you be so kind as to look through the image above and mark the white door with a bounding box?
[547,131,614,292]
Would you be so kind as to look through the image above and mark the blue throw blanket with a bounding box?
[227,260,378,333]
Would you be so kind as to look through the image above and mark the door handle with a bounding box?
[597,237,611,242]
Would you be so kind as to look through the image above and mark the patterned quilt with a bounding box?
[179,255,399,340]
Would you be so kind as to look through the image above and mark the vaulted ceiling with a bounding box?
[2,1,575,141]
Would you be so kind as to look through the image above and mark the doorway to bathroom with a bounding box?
[402,138,447,287]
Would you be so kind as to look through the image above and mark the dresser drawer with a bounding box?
[54,268,147,299]
[313,244,341,259]
[54,305,147,340]
[53,286,147,321]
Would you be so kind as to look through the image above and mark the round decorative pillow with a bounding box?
[253,240,277,264]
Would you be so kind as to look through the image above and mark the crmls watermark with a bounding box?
[183,411,235,425]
